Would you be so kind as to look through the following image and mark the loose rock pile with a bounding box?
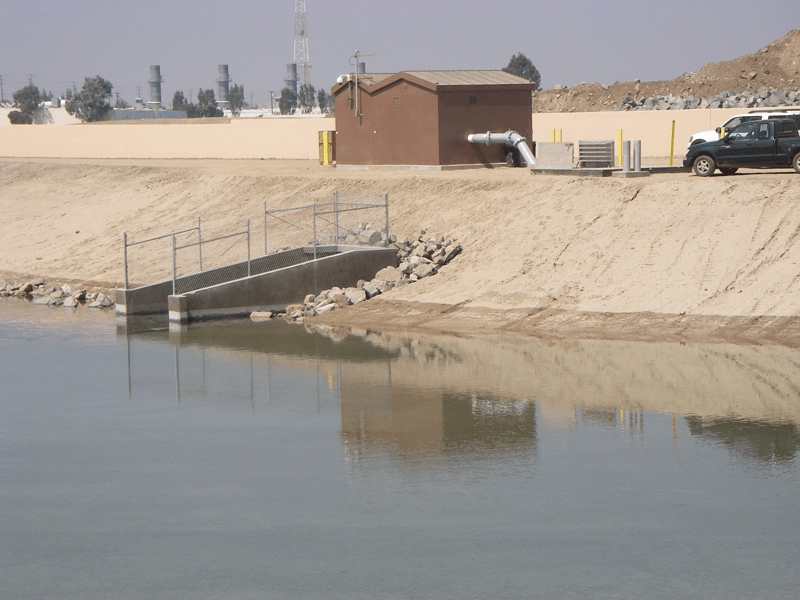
[252,231,462,324]
[617,87,800,111]
[0,277,114,308]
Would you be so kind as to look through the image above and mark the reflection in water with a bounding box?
[120,316,800,471]
[686,416,800,465]
[4,305,799,599]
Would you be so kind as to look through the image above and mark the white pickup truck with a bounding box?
[687,110,800,148]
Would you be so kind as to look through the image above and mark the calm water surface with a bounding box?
[1,299,798,599]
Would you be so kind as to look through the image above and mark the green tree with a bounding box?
[317,88,333,113]
[298,84,316,113]
[65,76,114,122]
[502,53,541,90]
[7,110,33,124]
[278,87,297,115]
[193,88,223,118]
[172,90,189,111]
[228,84,245,116]
[115,97,130,109]
[12,84,41,116]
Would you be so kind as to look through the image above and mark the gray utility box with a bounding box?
[532,142,574,169]
[578,140,615,168]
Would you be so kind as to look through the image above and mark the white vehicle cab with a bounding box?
[687,110,800,148]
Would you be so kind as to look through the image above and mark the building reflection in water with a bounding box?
[685,416,800,466]
[120,317,800,471]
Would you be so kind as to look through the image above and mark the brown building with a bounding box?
[331,70,534,166]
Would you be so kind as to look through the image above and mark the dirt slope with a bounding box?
[533,28,800,112]
[2,159,800,326]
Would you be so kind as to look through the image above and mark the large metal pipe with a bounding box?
[467,130,537,167]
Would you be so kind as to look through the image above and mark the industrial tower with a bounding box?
[294,0,311,88]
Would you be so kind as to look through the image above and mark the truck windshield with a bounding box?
[723,116,761,129]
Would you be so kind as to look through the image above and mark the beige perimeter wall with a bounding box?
[0,114,334,160]
[531,108,746,160]
[0,107,750,161]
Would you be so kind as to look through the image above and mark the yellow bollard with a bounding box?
[550,129,555,143]
[617,129,623,166]
[557,128,563,143]
[669,120,676,167]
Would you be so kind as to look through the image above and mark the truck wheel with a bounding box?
[793,152,800,175]
[693,155,716,177]
[719,167,738,176]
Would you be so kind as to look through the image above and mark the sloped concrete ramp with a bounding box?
[115,245,397,323]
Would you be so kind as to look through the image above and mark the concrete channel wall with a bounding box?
[168,247,398,323]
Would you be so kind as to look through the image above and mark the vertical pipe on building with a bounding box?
[622,141,631,172]
[123,232,129,289]
[633,140,642,172]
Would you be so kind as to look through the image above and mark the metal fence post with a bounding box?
[334,190,339,244]
[123,232,129,289]
[263,200,267,256]
[312,201,317,260]
[171,235,177,295]
[247,218,251,277]
[384,192,390,239]
[198,216,203,272]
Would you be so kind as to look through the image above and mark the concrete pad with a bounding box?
[531,168,613,177]
[612,171,651,178]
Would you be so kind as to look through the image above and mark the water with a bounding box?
[1,299,798,599]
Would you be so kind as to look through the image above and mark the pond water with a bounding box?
[1,299,799,599]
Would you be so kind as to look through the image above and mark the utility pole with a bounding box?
[0,75,5,103]
[269,91,274,115]
[250,91,254,108]
[189,89,193,104]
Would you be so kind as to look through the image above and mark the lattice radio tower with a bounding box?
[294,0,311,88]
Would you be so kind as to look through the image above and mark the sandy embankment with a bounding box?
[2,158,800,341]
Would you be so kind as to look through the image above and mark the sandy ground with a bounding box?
[3,157,800,341]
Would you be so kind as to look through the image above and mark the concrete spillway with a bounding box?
[116,245,397,323]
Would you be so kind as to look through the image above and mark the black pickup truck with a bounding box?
[684,119,800,176]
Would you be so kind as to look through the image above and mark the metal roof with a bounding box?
[401,70,532,86]
[354,73,394,86]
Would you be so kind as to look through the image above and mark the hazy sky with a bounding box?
[1,1,798,106]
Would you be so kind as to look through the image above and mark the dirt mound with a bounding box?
[533,28,800,113]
